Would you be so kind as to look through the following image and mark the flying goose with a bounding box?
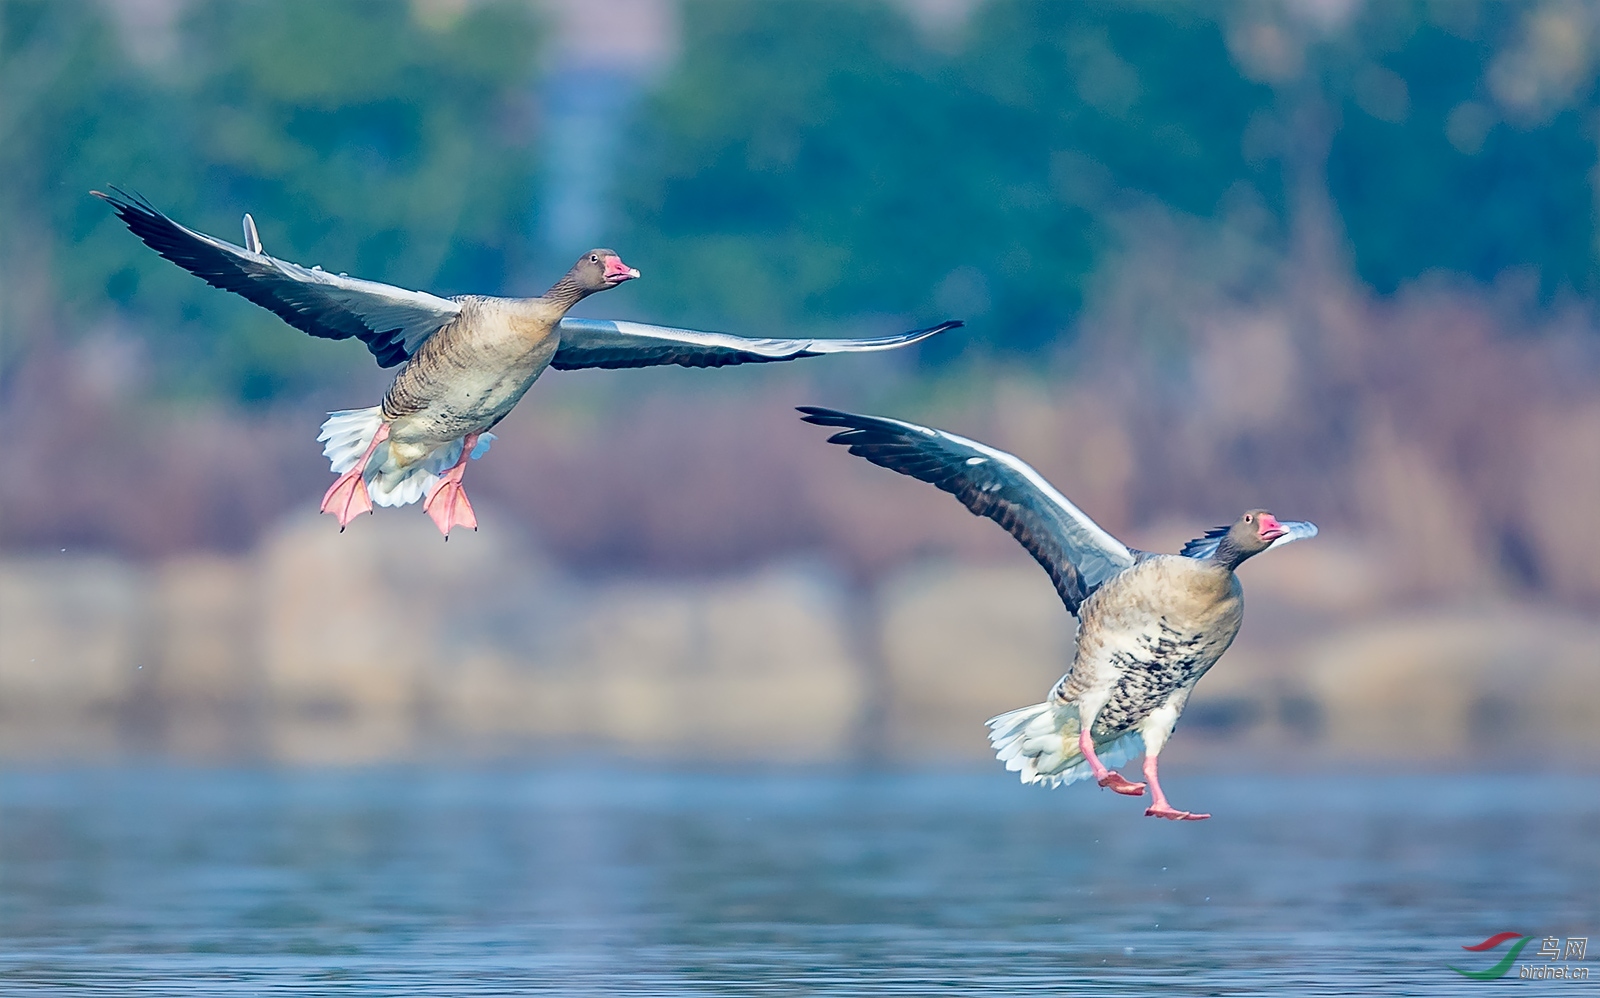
[800,407,1316,821]
[95,189,961,535]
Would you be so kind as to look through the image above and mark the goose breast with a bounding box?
[1057,555,1245,737]
[382,297,562,454]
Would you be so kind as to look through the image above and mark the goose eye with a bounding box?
[1244,514,1253,522]
[590,254,599,263]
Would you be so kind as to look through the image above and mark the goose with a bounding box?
[94,189,961,535]
[800,407,1316,821]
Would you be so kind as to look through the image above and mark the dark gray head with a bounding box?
[544,249,640,307]
[1225,509,1286,563]
[1181,509,1318,570]
[568,248,639,293]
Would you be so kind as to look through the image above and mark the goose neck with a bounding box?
[541,273,591,312]
[1208,536,1251,572]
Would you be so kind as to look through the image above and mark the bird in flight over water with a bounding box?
[95,189,961,536]
[801,406,1317,821]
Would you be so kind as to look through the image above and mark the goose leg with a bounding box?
[1142,754,1208,821]
[423,434,480,537]
[321,423,390,531]
[1079,727,1146,796]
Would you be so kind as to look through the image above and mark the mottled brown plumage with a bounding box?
[379,252,633,473]
[322,248,637,534]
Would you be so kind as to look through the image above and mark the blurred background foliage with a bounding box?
[4,0,1599,404]
[616,1,1279,353]
[6,0,1600,593]
[2,0,542,401]
[1324,3,1599,297]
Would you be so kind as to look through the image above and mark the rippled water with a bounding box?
[0,767,1594,995]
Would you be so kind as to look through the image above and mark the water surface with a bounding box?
[1,768,1594,995]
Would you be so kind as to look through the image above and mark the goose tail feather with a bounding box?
[316,408,494,509]
[986,701,1144,788]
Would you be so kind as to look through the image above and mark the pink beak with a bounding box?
[604,255,640,283]
[1258,513,1287,542]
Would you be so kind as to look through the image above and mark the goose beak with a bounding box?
[1258,513,1288,543]
[604,255,640,284]
[1265,520,1318,551]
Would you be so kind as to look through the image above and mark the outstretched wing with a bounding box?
[551,318,961,371]
[94,188,461,368]
[800,407,1136,614]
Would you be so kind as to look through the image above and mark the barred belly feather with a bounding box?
[1059,556,1244,742]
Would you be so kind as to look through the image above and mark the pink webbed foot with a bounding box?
[321,469,373,530]
[423,432,481,538]
[321,422,389,532]
[1145,804,1210,821]
[1140,753,1206,819]
[1079,727,1146,796]
[1097,772,1148,797]
[423,479,478,537]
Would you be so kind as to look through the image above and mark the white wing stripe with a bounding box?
[552,317,959,370]
[242,213,263,254]
[574,318,941,356]
[964,437,1133,577]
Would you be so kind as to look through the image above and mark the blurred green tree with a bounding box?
[7,0,1599,406]
[613,0,1277,358]
[2,0,542,402]
[1327,1,1599,298]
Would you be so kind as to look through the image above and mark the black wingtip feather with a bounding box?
[798,407,926,452]
[881,319,963,346]
[95,187,201,257]
[797,406,890,443]
[93,185,159,218]
[796,405,855,426]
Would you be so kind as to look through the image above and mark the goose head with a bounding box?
[1236,509,1287,552]
[1187,509,1318,569]
[571,248,640,291]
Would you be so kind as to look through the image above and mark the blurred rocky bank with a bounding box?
[3,508,1595,767]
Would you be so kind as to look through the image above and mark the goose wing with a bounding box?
[800,407,1136,614]
[551,318,960,371]
[94,188,461,368]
